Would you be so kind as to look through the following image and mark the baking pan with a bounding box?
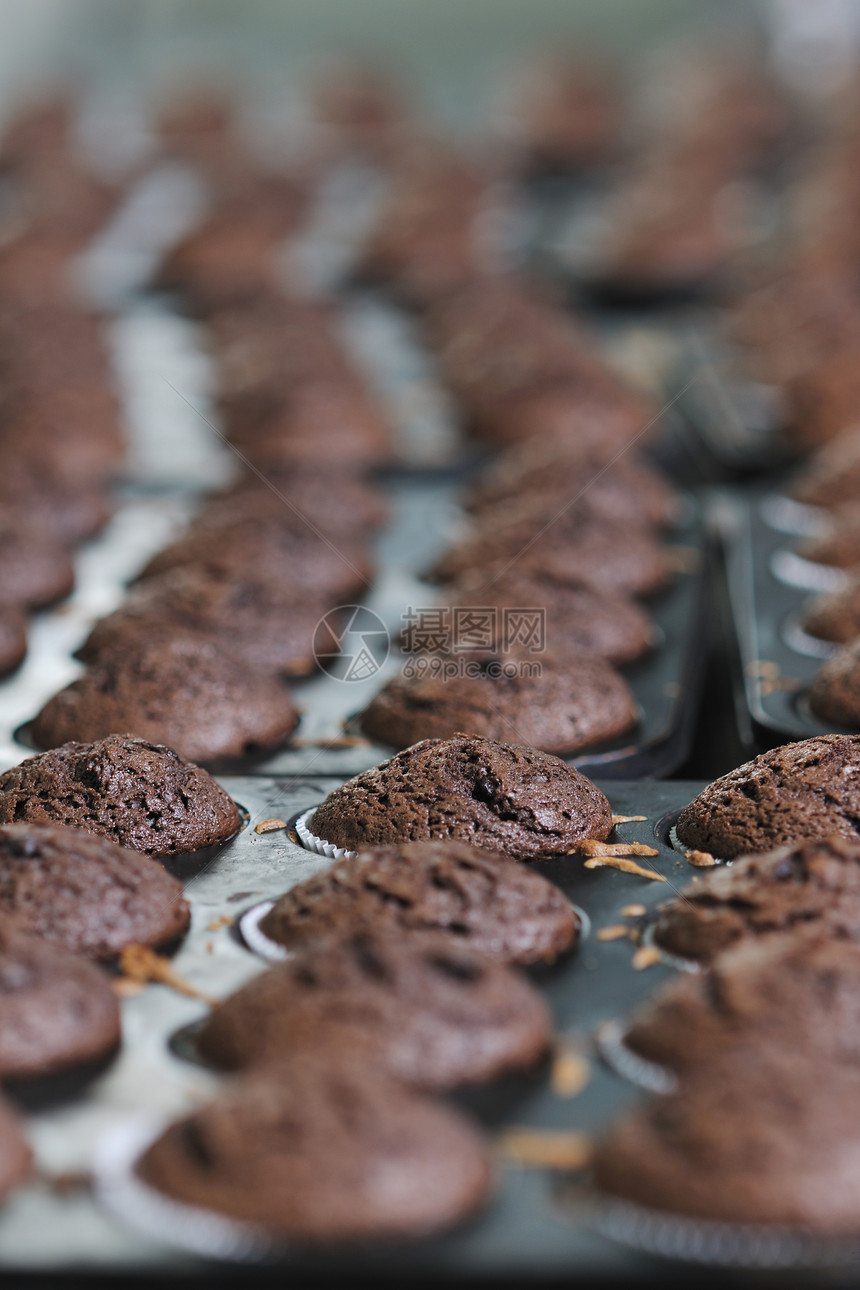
[723,490,850,747]
[0,773,715,1278]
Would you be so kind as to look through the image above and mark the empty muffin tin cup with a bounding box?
[294,809,357,860]
[582,1191,860,1270]
[594,1019,678,1094]
[93,1117,273,1263]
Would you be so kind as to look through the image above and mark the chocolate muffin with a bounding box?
[593,1046,860,1232]
[196,930,552,1092]
[430,569,657,666]
[0,604,26,678]
[0,823,189,959]
[801,578,860,643]
[465,440,678,530]
[791,426,860,508]
[797,511,860,569]
[137,1059,491,1243]
[0,1098,30,1202]
[77,568,335,679]
[258,840,580,965]
[508,54,620,173]
[135,514,373,604]
[30,636,300,766]
[428,506,672,597]
[0,512,74,610]
[0,735,241,858]
[674,735,860,858]
[809,640,860,726]
[626,934,860,1076]
[0,918,120,1084]
[309,734,613,860]
[357,652,638,755]
[218,469,387,536]
[654,836,860,963]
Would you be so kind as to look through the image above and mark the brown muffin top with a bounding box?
[627,933,860,1076]
[137,1057,491,1243]
[654,836,860,963]
[0,734,240,857]
[196,928,552,1093]
[593,1044,860,1232]
[31,635,299,767]
[358,651,638,755]
[259,839,580,965]
[0,822,189,959]
[675,735,860,858]
[0,916,120,1082]
[309,733,613,860]
[77,568,334,678]
[809,639,860,728]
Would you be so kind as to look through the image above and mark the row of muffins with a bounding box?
[0,98,128,679]
[24,93,394,769]
[588,734,860,1239]
[0,731,246,1202]
[127,732,618,1242]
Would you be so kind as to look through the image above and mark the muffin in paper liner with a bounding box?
[237,900,291,963]
[594,1019,678,1094]
[581,1191,860,1270]
[92,1117,274,1263]
[770,549,847,594]
[294,808,357,860]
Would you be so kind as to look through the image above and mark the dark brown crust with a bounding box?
[137,1059,491,1242]
[31,636,300,766]
[654,836,860,962]
[0,823,190,959]
[259,840,580,965]
[675,735,860,858]
[197,929,553,1092]
[0,735,240,857]
[358,653,637,754]
[310,734,613,860]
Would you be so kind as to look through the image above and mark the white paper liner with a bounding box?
[758,494,829,538]
[92,1116,273,1263]
[587,1192,860,1269]
[770,550,848,593]
[781,617,839,660]
[294,808,357,860]
[237,900,292,963]
[594,1020,678,1094]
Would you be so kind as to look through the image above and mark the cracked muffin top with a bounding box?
[259,840,580,965]
[309,733,612,861]
[675,735,860,859]
[0,735,240,857]
[654,836,860,963]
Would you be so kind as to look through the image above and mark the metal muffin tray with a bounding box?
[0,773,709,1278]
[723,491,851,747]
